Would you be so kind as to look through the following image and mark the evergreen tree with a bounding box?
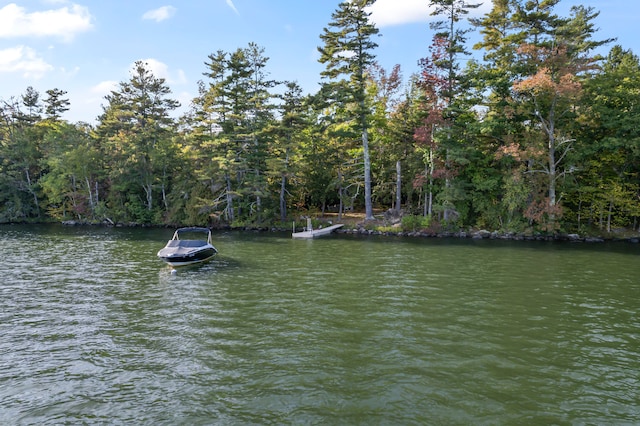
[417,0,481,224]
[266,82,308,222]
[389,75,432,215]
[367,63,405,212]
[244,42,277,222]
[96,61,179,223]
[571,46,640,231]
[44,88,71,121]
[190,44,276,224]
[20,86,42,124]
[0,96,43,220]
[318,0,379,220]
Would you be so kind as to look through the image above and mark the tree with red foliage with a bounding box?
[414,36,449,217]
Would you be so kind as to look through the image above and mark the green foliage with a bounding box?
[401,214,432,232]
[1,4,639,236]
[318,0,379,220]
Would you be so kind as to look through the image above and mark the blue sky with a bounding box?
[0,0,637,124]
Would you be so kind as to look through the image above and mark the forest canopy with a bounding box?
[1,0,639,236]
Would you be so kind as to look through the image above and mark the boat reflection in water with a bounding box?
[157,227,217,267]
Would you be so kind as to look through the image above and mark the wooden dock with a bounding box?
[292,223,344,239]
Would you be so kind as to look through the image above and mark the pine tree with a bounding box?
[44,88,70,121]
[96,61,179,222]
[266,82,308,222]
[572,46,640,231]
[421,0,480,222]
[318,0,379,220]
[190,44,276,224]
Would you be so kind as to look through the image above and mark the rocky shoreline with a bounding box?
[58,219,640,243]
[335,227,640,243]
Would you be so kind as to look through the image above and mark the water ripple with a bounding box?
[1,227,639,424]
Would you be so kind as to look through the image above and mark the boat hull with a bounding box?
[158,246,217,267]
[157,227,218,267]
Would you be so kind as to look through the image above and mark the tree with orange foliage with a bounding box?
[512,43,584,227]
[474,1,610,230]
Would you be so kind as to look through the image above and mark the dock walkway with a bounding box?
[292,223,344,239]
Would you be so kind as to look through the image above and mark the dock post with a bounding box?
[307,217,313,232]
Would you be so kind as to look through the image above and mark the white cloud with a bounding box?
[337,50,356,59]
[64,80,118,123]
[91,80,118,95]
[133,58,187,85]
[83,59,188,121]
[175,90,192,111]
[174,69,187,85]
[59,65,80,79]
[367,0,432,27]
[226,0,240,15]
[367,0,491,27]
[90,80,118,107]
[142,6,177,23]
[0,45,53,78]
[0,3,93,42]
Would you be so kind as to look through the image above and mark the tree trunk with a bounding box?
[225,173,234,223]
[143,182,153,210]
[161,166,169,211]
[423,189,428,217]
[395,160,402,213]
[25,169,40,216]
[362,127,374,220]
[338,170,344,221]
[85,177,94,212]
[279,148,290,223]
[279,173,286,223]
[255,169,262,222]
[427,149,434,217]
[71,174,79,218]
[548,130,557,215]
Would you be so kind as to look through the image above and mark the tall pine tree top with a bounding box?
[318,0,379,105]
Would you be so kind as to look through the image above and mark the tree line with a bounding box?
[1,0,639,235]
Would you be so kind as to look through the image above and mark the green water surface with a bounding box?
[1,224,638,425]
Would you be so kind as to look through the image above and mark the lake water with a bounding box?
[1,224,639,425]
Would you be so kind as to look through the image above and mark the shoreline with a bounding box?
[335,227,640,243]
[54,219,640,244]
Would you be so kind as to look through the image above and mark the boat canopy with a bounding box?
[158,227,217,267]
[174,227,211,236]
